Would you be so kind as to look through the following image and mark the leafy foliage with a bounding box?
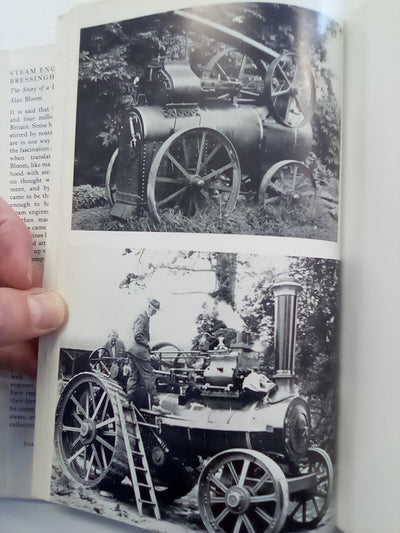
[72,185,108,211]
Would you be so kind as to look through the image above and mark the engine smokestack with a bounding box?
[271,277,302,388]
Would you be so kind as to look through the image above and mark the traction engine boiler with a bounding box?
[106,10,317,222]
[55,278,333,533]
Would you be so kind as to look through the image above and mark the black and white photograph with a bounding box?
[72,3,342,240]
[51,246,339,533]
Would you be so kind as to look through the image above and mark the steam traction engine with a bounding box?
[55,279,333,533]
[106,10,317,221]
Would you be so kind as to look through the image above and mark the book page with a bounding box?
[33,1,343,532]
[0,46,55,497]
[337,1,400,532]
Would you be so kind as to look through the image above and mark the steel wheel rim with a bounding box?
[55,373,127,487]
[259,160,316,215]
[287,447,333,529]
[147,127,241,222]
[198,449,288,533]
[265,53,316,128]
[105,148,119,205]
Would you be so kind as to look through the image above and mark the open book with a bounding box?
[1,1,399,532]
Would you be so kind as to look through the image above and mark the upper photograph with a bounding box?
[72,3,342,240]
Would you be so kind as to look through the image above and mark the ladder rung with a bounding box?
[131,450,144,456]
[116,397,160,520]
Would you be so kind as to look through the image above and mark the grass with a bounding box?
[72,185,337,241]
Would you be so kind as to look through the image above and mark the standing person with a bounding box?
[126,299,164,413]
[103,329,125,359]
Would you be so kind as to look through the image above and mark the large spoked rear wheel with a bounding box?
[198,448,288,533]
[147,127,241,223]
[286,447,333,530]
[54,372,130,488]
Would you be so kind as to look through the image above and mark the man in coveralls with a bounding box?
[126,299,164,412]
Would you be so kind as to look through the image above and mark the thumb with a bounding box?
[0,287,67,346]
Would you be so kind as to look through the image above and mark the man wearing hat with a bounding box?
[126,299,163,412]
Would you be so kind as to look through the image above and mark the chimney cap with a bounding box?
[271,276,302,296]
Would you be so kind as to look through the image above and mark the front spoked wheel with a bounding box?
[286,447,333,530]
[258,160,316,216]
[198,448,289,533]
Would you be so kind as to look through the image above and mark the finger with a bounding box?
[0,287,67,346]
[0,197,33,289]
[0,339,38,377]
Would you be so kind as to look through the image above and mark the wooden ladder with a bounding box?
[116,396,160,520]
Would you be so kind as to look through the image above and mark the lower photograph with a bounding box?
[51,246,339,533]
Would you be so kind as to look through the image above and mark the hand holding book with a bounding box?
[0,198,66,376]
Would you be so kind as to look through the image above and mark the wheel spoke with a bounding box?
[95,435,115,453]
[271,87,291,98]
[96,416,116,430]
[227,461,240,484]
[91,443,104,472]
[312,496,321,514]
[209,473,229,494]
[242,513,256,533]
[84,450,95,481]
[214,506,230,526]
[157,185,189,207]
[202,162,235,182]
[250,493,277,504]
[62,425,81,433]
[153,176,185,185]
[277,62,292,86]
[99,360,110,375]
[209,496,226,504]
[100,396,110,423]
[71,434,81,449]
[67,444,87,465]
[166,151,192,181]
[92,390,107,419]
[232,514,244,533]
[100,443,108,470]
[238,459,250,486]
[70,394,86,418]
[216,61,231,81]
[182,137,190,169]
[196,131,207,175]
[254,506,274,525]
[289,500,302,518]
[198,143,223,172]
[253,471,271,494]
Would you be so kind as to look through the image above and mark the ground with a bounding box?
[51,462,337,533]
